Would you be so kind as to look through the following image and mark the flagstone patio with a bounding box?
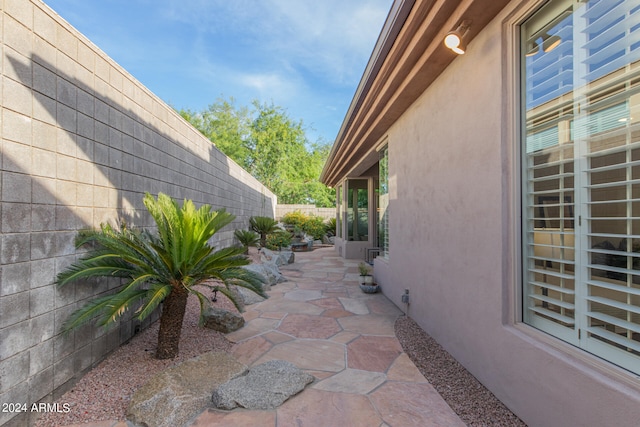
[190,247,465,427]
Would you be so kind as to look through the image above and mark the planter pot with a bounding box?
[359,283,379,293]
[359,275,373,285]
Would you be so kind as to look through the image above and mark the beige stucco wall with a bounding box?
[374,1,640,426]
[0,1,276,425]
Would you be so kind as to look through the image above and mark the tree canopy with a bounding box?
[179,98,335,207]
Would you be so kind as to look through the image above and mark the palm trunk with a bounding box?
[156,285,188,359]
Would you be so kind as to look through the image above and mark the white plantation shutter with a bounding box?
[522,0,640,374]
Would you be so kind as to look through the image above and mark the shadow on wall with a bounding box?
[7,52,275,235]
[0,51,275,426]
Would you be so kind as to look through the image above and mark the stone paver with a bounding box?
[277,389,382,427]
[371,382,467,427]
[338,297,370,314]
[338,312,398,335]
[313,368,386,394]
[347,335,403,372]
[254,339,346,372]
[277,313,341,339]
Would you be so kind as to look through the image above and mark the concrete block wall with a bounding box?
[0,1,277,425]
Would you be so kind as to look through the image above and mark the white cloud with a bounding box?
[160,0,391,84]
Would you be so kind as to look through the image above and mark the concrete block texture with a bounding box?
[0,2,277,425]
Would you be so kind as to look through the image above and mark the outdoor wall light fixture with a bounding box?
[444,20,471,54]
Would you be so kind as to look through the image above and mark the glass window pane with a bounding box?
[522,0,640,374]
[346,179,368,241]
[379,147,389,258]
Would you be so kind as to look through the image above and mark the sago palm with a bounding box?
[234,229,260,255]
[56,193,267,359]
[249,216,279,248]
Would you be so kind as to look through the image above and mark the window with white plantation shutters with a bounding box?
[522,0,640,374]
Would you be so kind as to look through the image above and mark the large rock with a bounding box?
[236,286,266,305]
[242,263,286,288]
[127,352,247,427]
[261,248,295,266]
[279,250,295,264]
[211,360,314,410]
[202,307,245,333]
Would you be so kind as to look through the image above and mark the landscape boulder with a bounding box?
[211,360,314,410]
[261,248,295,266]
[202,307,245,333]
[236,286,267,305]
[127,352,247,427]
[242,263,285,288]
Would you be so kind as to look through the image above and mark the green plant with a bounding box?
[281,211,326,240]
[281,211,308,229]
[303,216,326,240]
[250,216,279,247]
[358,262,371,276]
[325,217,337,236]
[234,229,259,254]
[266,230,292,250]
[56,193,267,359]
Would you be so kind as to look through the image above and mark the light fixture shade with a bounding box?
[444,20,471,55]
[542,34,561,52]
[444,32,462,49]
[451,41,466,54]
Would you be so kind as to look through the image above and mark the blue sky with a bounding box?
[42,0,392,144]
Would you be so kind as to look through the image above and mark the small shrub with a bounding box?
[325,217,337,236]
[265,230,292,250]
[303,216,326,240]
[281,211,326,240]
[234,229,259,254]
[250,216,279,247]
[358,262,370,276]
[281,211,308,229]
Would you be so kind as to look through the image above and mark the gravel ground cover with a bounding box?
[395,315,527,426]
[35,288,235,427]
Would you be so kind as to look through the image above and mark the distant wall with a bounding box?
[275,204,336,221]
[0,2,276,425]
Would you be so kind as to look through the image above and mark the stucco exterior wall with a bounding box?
[0,1,276,425]
[374,2,640,426]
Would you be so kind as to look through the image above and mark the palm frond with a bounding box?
[219,267,268,299]
[213,285,245,312]
[135,283,172,321]
[190,289,211,326]
[95,288,150,327]
[61,289,147,333]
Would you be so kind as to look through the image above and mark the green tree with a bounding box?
[178,98,335,207]
[56,193,267,359]
[179,97,251,168]
[247,101,308,199]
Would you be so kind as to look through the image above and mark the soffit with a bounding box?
[321,0,511,187]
